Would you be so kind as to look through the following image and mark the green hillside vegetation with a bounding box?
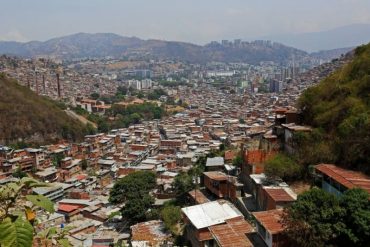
[0,73,93,144]
[298,43,370,174]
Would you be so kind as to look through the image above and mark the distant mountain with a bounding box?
[264,24,370,52]
[0,74,92,144]
[310,47,354,61]
[0,33,310,65]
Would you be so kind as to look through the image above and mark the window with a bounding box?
[212,181,220,189]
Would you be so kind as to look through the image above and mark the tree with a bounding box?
[161,205,182,235]
[265,153,302,180]
[128,113,141,125]
[109,171,156,204]
[12,166,27,178]
[283,188,345,247]
[0,177,55,247]
[52,152,65,167]
[36,225,74,247]
[116,86,128,96]
[337,188,370,246]
[232,155,243,168]
[121,195,154,223]
[85,123,96,135]
[80,159,88,170]
[90,92,100,100]
[172,172,195,203]
[283,188,370,247]
[109,171,156,223]
[97,118,109,133]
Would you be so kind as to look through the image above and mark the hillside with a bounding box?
[310,47,354,61]
[298,43,370,173]
[0,33,309,65]
[0,74,93,144]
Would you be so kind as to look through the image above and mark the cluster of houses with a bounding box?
[0,70,369,246]
[178,108,370,247]
[0,102,368,247]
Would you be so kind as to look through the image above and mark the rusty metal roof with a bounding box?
[209,217,254,247]
[316,164,370,194]
[253,209,285,234]
[130,220,171,246]
[203,171,228,181]
[225,216,254,234]
[188,189,210,204]
[264,188,296,202]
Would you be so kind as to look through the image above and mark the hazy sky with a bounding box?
[1,0,370,44]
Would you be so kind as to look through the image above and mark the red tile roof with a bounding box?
[264,188,296,202]
[253,209,285,234]
[316,164,370,194]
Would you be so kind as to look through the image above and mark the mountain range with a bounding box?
[264,24,370,52]
[0,31,360,64]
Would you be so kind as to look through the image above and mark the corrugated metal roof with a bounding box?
[264,188,296,202]
[182,200,241,229]
[203,171,228,181]
[209,217,253,247]
[206,157,225,167]
[130,220,171,246]
[225,216,254,234]
[188,189,210,204]
[316,164,370,194]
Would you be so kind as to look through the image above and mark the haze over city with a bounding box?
[1,0,370,46]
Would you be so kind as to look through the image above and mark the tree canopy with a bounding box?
[283,188,370,247]
[264,153,303,181]
[109,171,156,204]
[172,172,195,203]
[109,171,156,223]
[161,204,182,235]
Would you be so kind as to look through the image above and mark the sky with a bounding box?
[1,0,370,44]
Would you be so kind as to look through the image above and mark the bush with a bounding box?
[161,205,182,235]
[265,153,303,180]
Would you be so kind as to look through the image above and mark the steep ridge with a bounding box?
[0,33,309,65]
[0,74,93,144]
[298,43,370,173]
